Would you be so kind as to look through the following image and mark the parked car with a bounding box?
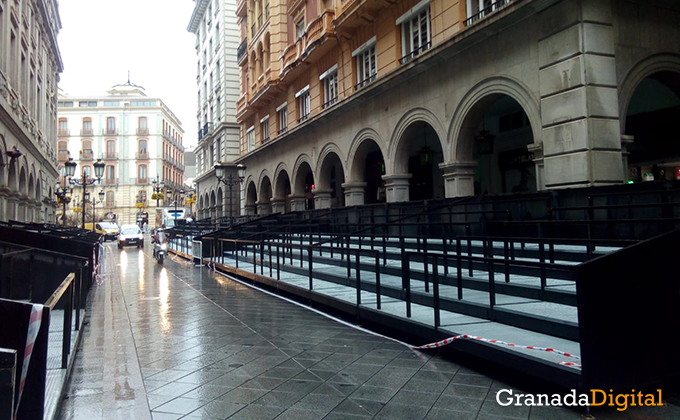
[84,221,119,241]
[117,225,144,249]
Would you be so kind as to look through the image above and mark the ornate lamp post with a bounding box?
[92,189,105,230]
[173,188,186,226]
[66,158,105,229]
[55,161,75,225]
[152,176,165,207]
[215,162,246,226]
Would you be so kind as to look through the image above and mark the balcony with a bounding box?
[279,10,336,82]
[400,42,432,64]
[103,128,118,136]
[136,128,149,136]
[236,92,249,119]
[104,152,117,160]
[80,150,94,161]
[104,178,117,185]
[104,201,116,208]
[80,129,93,136]
[58,130,70,137]
[237,39,247,66]
[465,0,515,26]
[58,151,69,161]
[133,178,149,185]
[236,0,246,17]
[355,74,377,91]
[335,0,384,34]
[136,151,149,160]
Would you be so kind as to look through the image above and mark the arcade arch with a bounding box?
[316,148,345,209]
[292,160,315,211]
[273,169,292,213]
[621,63,680,182]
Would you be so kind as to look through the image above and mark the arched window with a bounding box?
[58,141,68,160]
[106,191,115,207]
[82,117,92,135]
[82,140,93,159]
[138,117,148,135]
[106,117,116,134]
[106,140,116,158]
[82,165,92,178]
[58,118,68,135]
[138,165,148,183]
[138,139,148,157]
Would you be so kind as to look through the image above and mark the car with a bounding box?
[117,225,144,249]
[85,221,120,241]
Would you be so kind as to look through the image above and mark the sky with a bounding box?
[57,0,199,149]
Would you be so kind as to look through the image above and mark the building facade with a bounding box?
[234,0,680,214]
[57,83,185,228]
[188,0,243,221]
[0,0,63,223]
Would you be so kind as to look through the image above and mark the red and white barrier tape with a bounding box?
[15,304,43,419]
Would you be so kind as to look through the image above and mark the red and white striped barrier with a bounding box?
[15,304,43,420]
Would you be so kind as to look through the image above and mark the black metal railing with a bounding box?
[399,41,431,64]
[322,97,338,109]
[464,0,514,26]
[237,39,247,62]
[355,74,376,91]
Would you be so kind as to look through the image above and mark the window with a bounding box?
[320,65,338,108]
[399,2,431,63]
[82,166,92,178]
[82,140,93,159]
[261,115,270,143]
[82,118,92,134]
[106,166,115,182]
[139,140,147,155]
[466,0,505,24]
[353,38,377,89]
[296,86,310,122]
[103,101,120,106]
[139,117,148,131]
[277,103,288,134]
[78,101,97,107]
[138,165,148,182]
[58,141,68,159]
[296,18,305,39]
[58,101,74,107]
[246,126,255,151]
[106,140,116,158]
[130,101,156,106]
[139,191,147,203]
[210,144,215,166]
[106,191,115,206]
[58,118,68,135]
[106,117,116,134]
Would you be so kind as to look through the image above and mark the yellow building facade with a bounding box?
[236,0,680,213]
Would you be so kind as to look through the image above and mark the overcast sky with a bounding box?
[57,0,199,148]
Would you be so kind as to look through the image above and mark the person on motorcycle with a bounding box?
[153,229,168,261]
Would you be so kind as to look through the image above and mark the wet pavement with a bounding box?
[58,238,680,420]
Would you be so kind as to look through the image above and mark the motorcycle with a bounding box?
[154,241,168,264]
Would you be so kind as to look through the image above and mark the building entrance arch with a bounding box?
[346,136,385,206]
[622,67,680,182]
[273,169,292,213]
[316,150,345,209]
[292,161,315,211]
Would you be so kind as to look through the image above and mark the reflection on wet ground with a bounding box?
[58,239,680,420]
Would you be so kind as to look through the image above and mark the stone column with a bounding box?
[538,0,624,188]
[289,195,306,212]
[440,162,477,198]
[0,186,9,222]
[7,192,19,221]
[312,188,332,209]
[342,182,367,207]
[245,204,257,216]
[256,200,272,215]
[527,144,545,191]
[271,198,286,214]
[382,174,412,203]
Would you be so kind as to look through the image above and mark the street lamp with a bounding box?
[215,162,246,226]
[67,158,105,229]
[92,189,105,230]
[152,176,165,207]
[173,188,185,226]
[54,162,75,225]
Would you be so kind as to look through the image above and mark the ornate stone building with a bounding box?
[57,83,185,227]
[235,0,680,213]
[189,0,243,220]
[0,0,63,223]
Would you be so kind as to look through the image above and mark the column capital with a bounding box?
[439,161,477,176]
